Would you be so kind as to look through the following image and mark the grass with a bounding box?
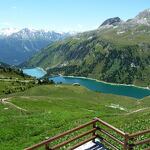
[0,70,36,95]
[0,84,149,150]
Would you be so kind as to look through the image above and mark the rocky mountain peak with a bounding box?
[100,17,121,27]
[129,8,150,26]
[136,8,150,19]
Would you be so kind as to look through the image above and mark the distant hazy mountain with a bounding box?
[22,9,150,87]
[0,28,70,65]
[0,61,10,68]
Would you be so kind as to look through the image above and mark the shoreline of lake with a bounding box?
[22,68,150,99]
[49,75,150,99]
[22,67,149,91]
[62,75,150,91]
[36,67,47,74]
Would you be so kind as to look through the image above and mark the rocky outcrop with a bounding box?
[100,17,121,27]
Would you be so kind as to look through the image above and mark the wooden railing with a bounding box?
[95,118,150,150]
[96,118,128,150]
[25,117,150,150]
[128,129,150,150]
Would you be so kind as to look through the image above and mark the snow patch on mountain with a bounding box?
[0,28,19,36]
[0,28,72,65]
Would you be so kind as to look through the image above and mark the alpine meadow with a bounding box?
[0,1,150,150]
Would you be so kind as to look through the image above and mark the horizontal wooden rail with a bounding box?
[97,127,124,146]
[128,129,150,149]
[95,117,126,136]
[25,119,97,150]
[69,135,97,150]
[134,138,150,146]
[144,147,150,150]
[98,136,119,150]
[129,129,150,138]
[51,128,96,149]
[25,118,150,150]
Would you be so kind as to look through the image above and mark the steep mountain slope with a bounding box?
[24,9,150,87]
[0,28,70,65]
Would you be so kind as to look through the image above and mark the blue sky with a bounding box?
[0,0,150,32]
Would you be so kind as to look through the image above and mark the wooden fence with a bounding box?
[25,117,150,150]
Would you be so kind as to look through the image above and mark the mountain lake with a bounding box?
[23,68,150,99]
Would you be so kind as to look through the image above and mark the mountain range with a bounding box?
[0,28,70,65]
[23,9,150,87]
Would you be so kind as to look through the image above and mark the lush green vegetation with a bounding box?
[0,65,37,95]
[0,84,149,149]
[1,11,149,149]
[24,25,150,87]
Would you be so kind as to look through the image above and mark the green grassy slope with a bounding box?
[0,66,36,95]
[0,85,149,149]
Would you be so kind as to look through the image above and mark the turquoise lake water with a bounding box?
[22,68,150,99]
[22,68,46,78]
[49,76,150,99]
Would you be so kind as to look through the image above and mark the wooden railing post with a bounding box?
[45,137,50,150]
[124,133,129,150]
[128,144,134,150]
[45,144,49,150]
[128,137,134,150]
[92,118,97,142]
[93,119,97,136]
[25,118,150,150]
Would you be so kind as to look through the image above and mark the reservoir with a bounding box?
[22,67,46,78]
[49,76,150,99]
[22,68,150,99]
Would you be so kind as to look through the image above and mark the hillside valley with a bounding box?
[24,9,150,87]
[0,63,149,149]
[0,62,37,95]
[0,84,150,150]
[0,5,150,150]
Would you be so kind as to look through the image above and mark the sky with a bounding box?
[0,0,150,32]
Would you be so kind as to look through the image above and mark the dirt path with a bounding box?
[0,97,27,112]
[126,107,149,115]
[0,78,34,82]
